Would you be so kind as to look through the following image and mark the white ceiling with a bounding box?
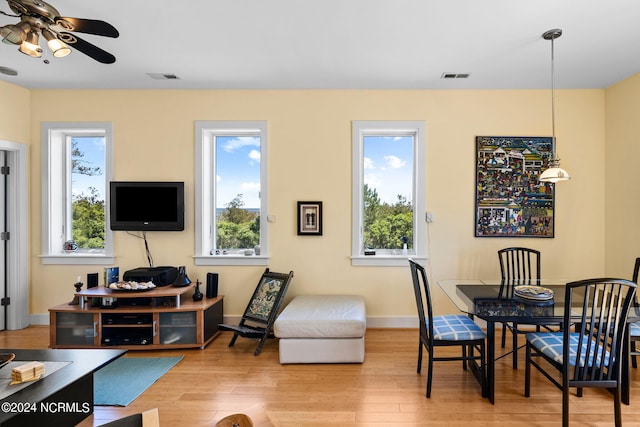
[1,0,640,90]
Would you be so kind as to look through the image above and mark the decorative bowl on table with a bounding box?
[0,353,15,369]
[514,285,554,301]
[108,281,156,291]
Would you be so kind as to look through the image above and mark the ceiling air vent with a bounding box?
[146,73,181,80]
[441,73,470,79]
[0,66,18,76]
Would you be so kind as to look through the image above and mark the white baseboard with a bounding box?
[365,316,417,328]
[30,314,49,326]
[222,315,418,329]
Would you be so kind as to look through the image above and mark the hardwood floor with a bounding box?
[1,326,639,426]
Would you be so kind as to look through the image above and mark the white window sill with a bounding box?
[194,255,269,266]
[40,254,115,265]
[351,255,427,267]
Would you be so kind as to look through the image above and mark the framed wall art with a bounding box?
[297,201,323,236]
[475,136,555,238]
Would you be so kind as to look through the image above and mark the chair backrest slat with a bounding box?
[498,247,540,283]
[408,259,433,343]
[565,279,636,383]
[632,258,640,317]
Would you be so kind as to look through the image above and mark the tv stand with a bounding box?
[49,285,223,350]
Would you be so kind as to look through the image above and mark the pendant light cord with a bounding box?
[540,28,569,182]
[550,34,556,158]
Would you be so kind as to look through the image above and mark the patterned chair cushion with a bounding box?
[630,321,640,338]
[427,314,486,341]
[526,332,610,367]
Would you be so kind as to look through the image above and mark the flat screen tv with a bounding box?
[109,181,185,231]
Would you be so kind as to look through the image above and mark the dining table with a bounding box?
[437,279,640,404]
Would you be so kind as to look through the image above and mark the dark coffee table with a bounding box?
[0,348,125,426]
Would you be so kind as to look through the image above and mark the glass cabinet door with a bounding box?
[55,312,97,346]
[159,311,197,345]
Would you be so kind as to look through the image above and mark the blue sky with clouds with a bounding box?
[216,135,261,209]
[70,135,411,209]
[363,135,413,204]
[71,136,106,199]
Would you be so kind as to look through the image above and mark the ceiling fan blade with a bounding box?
[58,32,116,64]
[55,17,119,38]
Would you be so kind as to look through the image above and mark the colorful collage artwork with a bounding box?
[247,277,284,322]
[475,136,555,238]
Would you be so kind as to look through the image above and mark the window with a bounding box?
[351,121,426,266]
[41,122,114,264]
[195,121,268,266]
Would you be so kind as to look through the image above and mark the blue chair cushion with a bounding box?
[428,314,486,341]
[526,332,610,367]
[630,321,640,338]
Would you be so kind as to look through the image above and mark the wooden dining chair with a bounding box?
[408,258,486,398]
[524,278,637,427]
[498,247,545,368]
[630,257,640,368]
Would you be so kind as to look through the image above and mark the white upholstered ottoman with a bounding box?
[274,295,366,364]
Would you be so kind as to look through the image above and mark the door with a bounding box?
[0,150,6,331]
[0,140,28,331]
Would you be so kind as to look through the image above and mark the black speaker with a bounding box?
[87,273,99,288]
[206,273,218,298]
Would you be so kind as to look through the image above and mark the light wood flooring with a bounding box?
[1,326,639,426]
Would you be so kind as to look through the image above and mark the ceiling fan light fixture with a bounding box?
[0,24,27,45]
[18,30,42,58]
[42,28,71,57]
[1,0,118,63]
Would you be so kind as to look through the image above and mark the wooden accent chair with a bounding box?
[524,278,637,427]
[216,413,254,427]
[219,268,293,355]
[99,408,160,427]
[408,258,486,398]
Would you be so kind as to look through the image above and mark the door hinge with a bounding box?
[0,166,9,175]
[1,297,9,306]
[0,232,9,240]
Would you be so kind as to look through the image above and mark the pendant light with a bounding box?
[539,29,571,183]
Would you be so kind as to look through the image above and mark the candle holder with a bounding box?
[69,277,83,305]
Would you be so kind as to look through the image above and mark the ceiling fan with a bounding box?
[0,0,118,64]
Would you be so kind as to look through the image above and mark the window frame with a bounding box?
[40,122,114,265]
[351,120,427,267]
[194,120,269,266]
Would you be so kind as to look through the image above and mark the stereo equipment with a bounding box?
[206,272,218,298]
[103,335,151,346]
[103,313,153,325]
[123,266,178,287]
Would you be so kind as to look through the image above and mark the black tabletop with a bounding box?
[438,279,640,323]
[0,348,125,423]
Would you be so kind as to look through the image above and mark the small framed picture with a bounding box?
[297,201,323,236]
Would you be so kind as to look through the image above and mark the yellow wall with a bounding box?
[605,73,640,278]
[24,88,607,321]
[0,81,30,144]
